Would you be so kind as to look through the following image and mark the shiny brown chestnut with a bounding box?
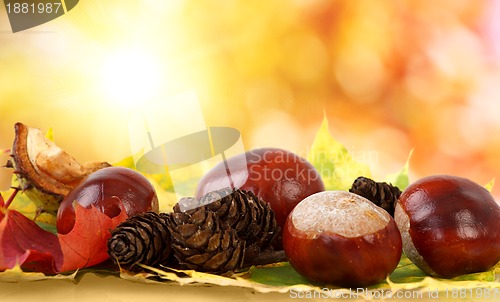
[395,175,500,278]
[196,148,325,248]
[283,191,402,287]
[57,166,159,234]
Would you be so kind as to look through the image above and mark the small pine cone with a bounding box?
[175,188,280,263]
[198,188,279,250]
[107,212,172,269]
[167,206,245,274]
[349,176,402,217]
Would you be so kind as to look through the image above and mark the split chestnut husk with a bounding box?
[6,122,110,215]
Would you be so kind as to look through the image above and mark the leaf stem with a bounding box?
[4,187,20,209]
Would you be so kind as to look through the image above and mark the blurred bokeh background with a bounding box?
[1,0,500,198]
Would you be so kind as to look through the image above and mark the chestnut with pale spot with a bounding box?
[283,191,402,288]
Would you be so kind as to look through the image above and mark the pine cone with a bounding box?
[349,176,402,216]
[175,188,280,262]
[198,188,279,251]
[167,206,245,274]
[107,212,172,269]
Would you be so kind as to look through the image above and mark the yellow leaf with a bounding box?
[384,149,413,190]
[45,127,54,141]
[307,116,371,191]
[485,178,495,192]
[0,265,76,282]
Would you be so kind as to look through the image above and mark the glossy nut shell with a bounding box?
[395,175,500,278]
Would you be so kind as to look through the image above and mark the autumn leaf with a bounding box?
[249,262,309,286]
[57,201,128,273]
[485,178,495,192]
[307,116,371,191]
[0,208,62,275]
[384,149,413,190]
[0,189,129,274]
[0,264,77,282]
[136,254,500,294]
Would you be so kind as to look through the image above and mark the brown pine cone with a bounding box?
[167,205,245,274]
[198,188,279,251]
[349,176,402,217]
[174,188,280,263]
[107,212,173,269]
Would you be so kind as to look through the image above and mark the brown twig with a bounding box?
[251,249,287,266]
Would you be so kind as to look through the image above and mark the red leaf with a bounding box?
[0,209,62,274]
[58,202,128,272]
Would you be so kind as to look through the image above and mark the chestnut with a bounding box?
[283,191,402,287]
[196,148,325,248]
[395,174,500,278]
[57,166,159,234]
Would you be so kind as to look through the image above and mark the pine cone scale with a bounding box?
[204,251,231,270]
[186,229,213,248]
[207,232,222,252]
[223,242,245,272]
[172,212,189,225]
[190,207,207,225]
[186,253,212,266]
[135,220,157,261]
[220,228,231,250]
[204,210,216,229]
[176,224,198,237]
[172,244,197,257]
[169,227,187,243]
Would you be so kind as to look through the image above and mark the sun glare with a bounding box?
[99,49,162,109]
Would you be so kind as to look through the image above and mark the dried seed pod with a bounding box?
[108,212,172,268]
[349,176,401,216]
[167,205,245,274]
[7,122,110,215]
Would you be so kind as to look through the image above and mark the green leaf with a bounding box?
[388,255,499,285]
[307,116,371,191]
[249,262,309,286]
[384,149,413,190]
[388,255,427,284]
[36,221,58,235]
